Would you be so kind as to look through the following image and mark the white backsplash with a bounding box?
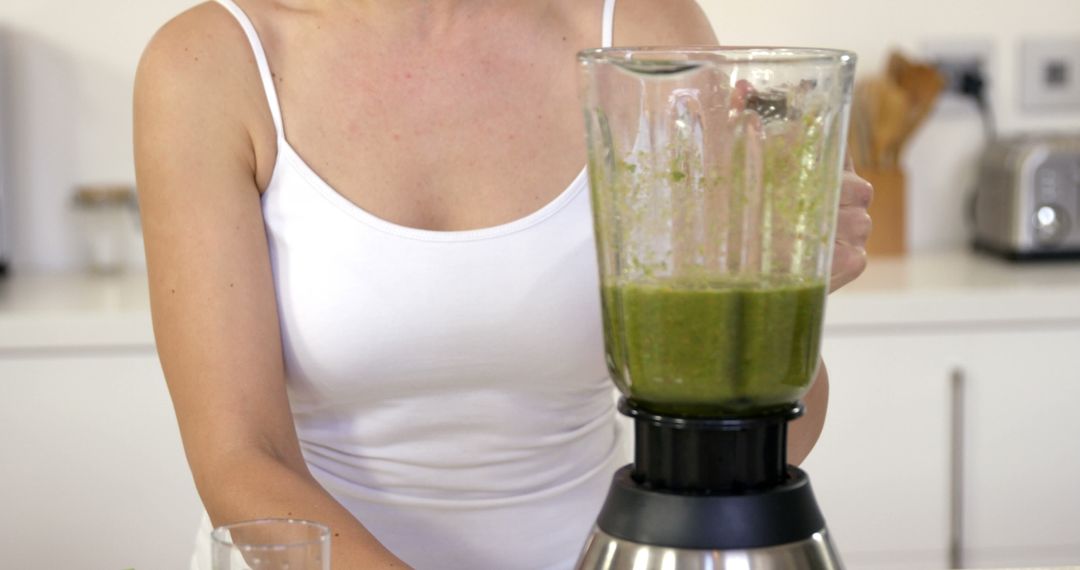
[2,0,1080,271]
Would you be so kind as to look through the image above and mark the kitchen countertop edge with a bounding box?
[2,250,1080,350]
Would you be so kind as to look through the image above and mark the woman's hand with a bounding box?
[829,164,874,293]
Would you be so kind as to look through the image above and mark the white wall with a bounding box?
[704,0,1080,251]
[1,0,1079,271]
[0,1,196,272]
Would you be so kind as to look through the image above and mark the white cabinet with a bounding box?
[2,254,1078,569]
[803,333,953,570]
[0,351,202,570]
[957,329,1080,569]
[804,324,1080,569]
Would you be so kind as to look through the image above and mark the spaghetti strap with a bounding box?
[601,0,616,48]
[212,0,610,136]
[213,0,285,139]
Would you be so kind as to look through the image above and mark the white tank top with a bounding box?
[193,2,625,569]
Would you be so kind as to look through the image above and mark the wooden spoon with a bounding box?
[861,77,909,170]
[887,51,947,161]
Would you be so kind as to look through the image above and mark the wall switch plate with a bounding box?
[1021,37,1080,112]
[921,39,995,117]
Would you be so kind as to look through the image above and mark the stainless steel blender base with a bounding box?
[576,527,843,570]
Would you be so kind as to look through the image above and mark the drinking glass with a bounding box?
[211,519,330,570]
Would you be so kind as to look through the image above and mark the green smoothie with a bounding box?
[602,278,826,416]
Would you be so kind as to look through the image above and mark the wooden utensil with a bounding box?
[847,51,947,257]
[852,77,909,170]
[887,51,947,162]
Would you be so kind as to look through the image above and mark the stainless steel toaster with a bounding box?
[973,134,1080,259]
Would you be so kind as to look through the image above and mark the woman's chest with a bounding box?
[262,179,608,406]
[260,14,592,231]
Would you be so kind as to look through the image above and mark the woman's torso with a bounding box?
[190,1,628,568]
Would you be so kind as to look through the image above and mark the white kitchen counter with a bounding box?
[3,258,1078,569]
[825,251,1080,331]
[0,271,153,351]
[2,250,1080,350]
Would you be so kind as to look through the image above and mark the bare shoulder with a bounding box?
[613,0,718,46]
[135,1,275,185]
[135,2,274,130]
[137,2,253,98]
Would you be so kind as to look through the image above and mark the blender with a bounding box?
[576,48,856,569]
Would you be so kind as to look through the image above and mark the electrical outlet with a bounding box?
[1021,38,1080,112]
[921,39,995,116]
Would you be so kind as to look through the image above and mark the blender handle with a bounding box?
[948,367,966,569]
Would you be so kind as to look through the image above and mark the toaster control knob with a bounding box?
[1033,204,1069,246]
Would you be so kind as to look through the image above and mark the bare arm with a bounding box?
[786,168,872,464]
[789,166,872,463]
[789,361,829,465]
[134,6,407,568]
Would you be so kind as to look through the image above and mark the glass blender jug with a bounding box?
[582,47,855,417]
[576,48,856,570]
